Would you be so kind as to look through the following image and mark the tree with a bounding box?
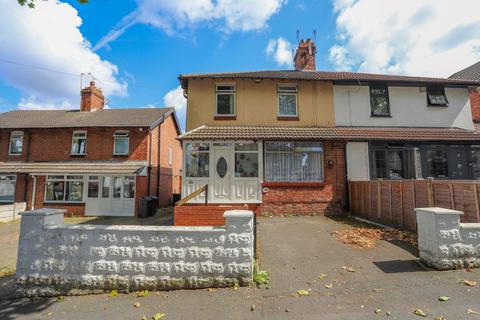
[18,0,88,8]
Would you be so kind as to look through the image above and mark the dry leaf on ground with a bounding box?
[438,296,450,301]
[318,274,327,279]
[467,309,479,314]
[133,302,141,308]
[414,309,427,317]
[341,266,356,272]
[297,289,310,296]
[464,279,477,286]
[325,283,333,289]
[332,227,417,249]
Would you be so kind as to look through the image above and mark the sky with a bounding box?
[0,0,479,131]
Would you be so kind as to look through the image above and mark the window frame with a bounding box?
[369,85,391,117]
[71,130,87,155]
[185,142,210,178]
[0,175,17,203]
[234,142,259,178]
[277,84,298,117]
[113,130,130,155]
[215,83,236,116]
[44,175,84,203]
[264,141,324,182]
[8,131,24,156]
[426,86,449,107]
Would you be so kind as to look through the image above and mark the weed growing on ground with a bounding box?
[253,259,270,288]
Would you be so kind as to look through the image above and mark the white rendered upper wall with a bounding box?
[334,85,474,130]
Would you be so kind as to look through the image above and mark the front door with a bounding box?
[212,145,231,201]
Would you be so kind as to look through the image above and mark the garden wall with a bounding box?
[16,208,254,297]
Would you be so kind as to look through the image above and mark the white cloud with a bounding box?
[266,37,293,68]
[0,0,127,110]
[330,0,480,77]
[163,86,187,130]
[94,0,286,51]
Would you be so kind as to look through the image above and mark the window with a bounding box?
[265,142,323,181]
[0,175,16,203]
[185,143,210,178]
[472,147,480,179]
[45,175,84,202]
[278,84,298,117]
[123,176,135,198]
[427,87,448,106]
[71,131,87,155]
[87,176,99,198]
[102,176,112,198]
[216,84,235,115]
[370,86,390,116]
[113,130,129,155]
[235,143,259,178]
[370,147,417,179]
[9,131,23,155]
[425,148,449,178]
[113,177,122,198]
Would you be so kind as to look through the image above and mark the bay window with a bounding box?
[9,131,23,155]
[0,175,16,203]
[45,175,84,202]
[265,142,323,181]
[278,84,298,117]
[216,84,235,116]
[185,143,210,177]
[235,143,258,178]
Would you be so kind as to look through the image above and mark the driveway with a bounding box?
[0,215,479,320]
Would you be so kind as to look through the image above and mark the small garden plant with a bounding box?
[252,259,270,288]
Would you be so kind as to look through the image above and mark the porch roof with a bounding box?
[0,161,147,175]
[179,125,480,142]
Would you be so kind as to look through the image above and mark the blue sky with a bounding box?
[0,0,479,131]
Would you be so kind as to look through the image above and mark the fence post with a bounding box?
[377,180,381,221]
[427,179,434,207]
[475,183,480,222]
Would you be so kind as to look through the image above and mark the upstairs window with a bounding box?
[71,131,87,155]
[427,87,448,106]
[216,84,235,116]
[278,84,298,117]
[9,131,23,155]
[370,86,390,116]
[113,130,129,155]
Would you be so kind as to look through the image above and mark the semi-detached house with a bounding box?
[0,81,182,218]
[175,39,480,225]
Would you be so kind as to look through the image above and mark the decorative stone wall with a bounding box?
[416,207,480,270]
[16,208,254,297]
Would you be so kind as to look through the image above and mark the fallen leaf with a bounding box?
[374,309,382,314]
[297,289,310,296]
[386,311,391,316]
[152,313,165,320]
[438,296,450,301]
[414,309,427,317]
[207,288,216,292]
[133,302,141,308]
[108,290,119,298]
[140,316,147,320]
[233,283,240,290]
[464,280,477,286]
[250,304,256,311]
[318,274,327,279]
[373,288,384,293]
[341,266,356,272]
[325,283,333,289]
[136,290,150,297]
[434,316,446,320]
[467,309,479,314]
[57,296,65,302]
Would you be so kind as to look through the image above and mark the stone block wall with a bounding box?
[416,207,480,270]
[16,208,254,296]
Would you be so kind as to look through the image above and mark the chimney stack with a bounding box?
[80,81,105,112]
[294,38,316,71]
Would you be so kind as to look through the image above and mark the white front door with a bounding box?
[212,145,231,201]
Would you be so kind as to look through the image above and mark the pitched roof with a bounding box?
[0,108,175,129]
[179,125,480,142]
[450,61,480,81]
[179,70,480,90]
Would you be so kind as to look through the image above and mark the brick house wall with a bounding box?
[159,115,182,206]
[470,88,480,123]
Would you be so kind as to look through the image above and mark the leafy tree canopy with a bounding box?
[18,0,88,8]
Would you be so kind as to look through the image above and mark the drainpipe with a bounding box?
[30,175,37,210]
[157,115,164,200]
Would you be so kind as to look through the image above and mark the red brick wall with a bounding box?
[470,89,480,123]
[174,204,259,226]
[0,127,149,162]
[159,115,182,207]
[260,140,346,216]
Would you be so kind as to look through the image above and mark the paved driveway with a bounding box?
[0,215,479,320]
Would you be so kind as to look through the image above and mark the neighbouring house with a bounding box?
[450,61,480,129]
[0,81,182,218]
[175,39,480,225]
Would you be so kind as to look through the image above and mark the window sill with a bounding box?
[44,201,84,204]
[113,154,129,156]
[262,181,326,188]
[8,154,22,156]
[427,104,448,107]
[71,153,87,156]
[277,116,299,121]
[370,114,392,118]
[214,115,236,120]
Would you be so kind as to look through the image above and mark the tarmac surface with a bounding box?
[0,215,479,320]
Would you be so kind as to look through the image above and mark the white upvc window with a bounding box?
[0,175,16,203]
[215,84,236,116]
[45,175,84,203]
[71,131,87,155]
[9,131,23,155]
[278,84,298,117]
[113,130,130,155]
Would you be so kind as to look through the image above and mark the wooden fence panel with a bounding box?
[364,182,372,221]
[402,181,416,231]
[390,181,404,228]
[380,181,392,225]
[452,183,478,223]
[432,182,453,209]
[414,181,429,208]
[370,182,380,222]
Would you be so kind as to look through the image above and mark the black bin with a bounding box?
[139,197,149,219]
[149,196,159,216]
